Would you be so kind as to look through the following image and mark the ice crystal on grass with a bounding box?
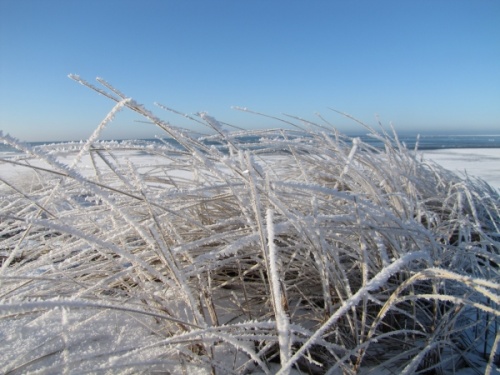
[0,77,499,374]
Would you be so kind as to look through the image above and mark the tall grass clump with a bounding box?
[0,77,499,374]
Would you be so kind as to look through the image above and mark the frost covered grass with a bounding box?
[1,77,499,374]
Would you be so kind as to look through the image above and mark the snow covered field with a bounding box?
[2,146,499,191]
[422,148,500,192]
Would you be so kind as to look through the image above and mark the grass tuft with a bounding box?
[0,78,499,374]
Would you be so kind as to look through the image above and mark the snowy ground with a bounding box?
[420,148,500,192]
[2,147,500,191]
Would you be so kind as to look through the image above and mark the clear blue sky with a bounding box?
[1,0,499,141]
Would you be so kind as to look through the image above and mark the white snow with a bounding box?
[3,146,499,192]
[421,148,500,191]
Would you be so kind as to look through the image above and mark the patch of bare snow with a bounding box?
[421,148,500,191]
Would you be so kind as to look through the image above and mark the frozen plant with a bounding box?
[0,77,499,374]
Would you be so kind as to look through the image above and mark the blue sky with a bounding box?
[0,0,499,141]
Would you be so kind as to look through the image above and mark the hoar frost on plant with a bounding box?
[0,76,499,374]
